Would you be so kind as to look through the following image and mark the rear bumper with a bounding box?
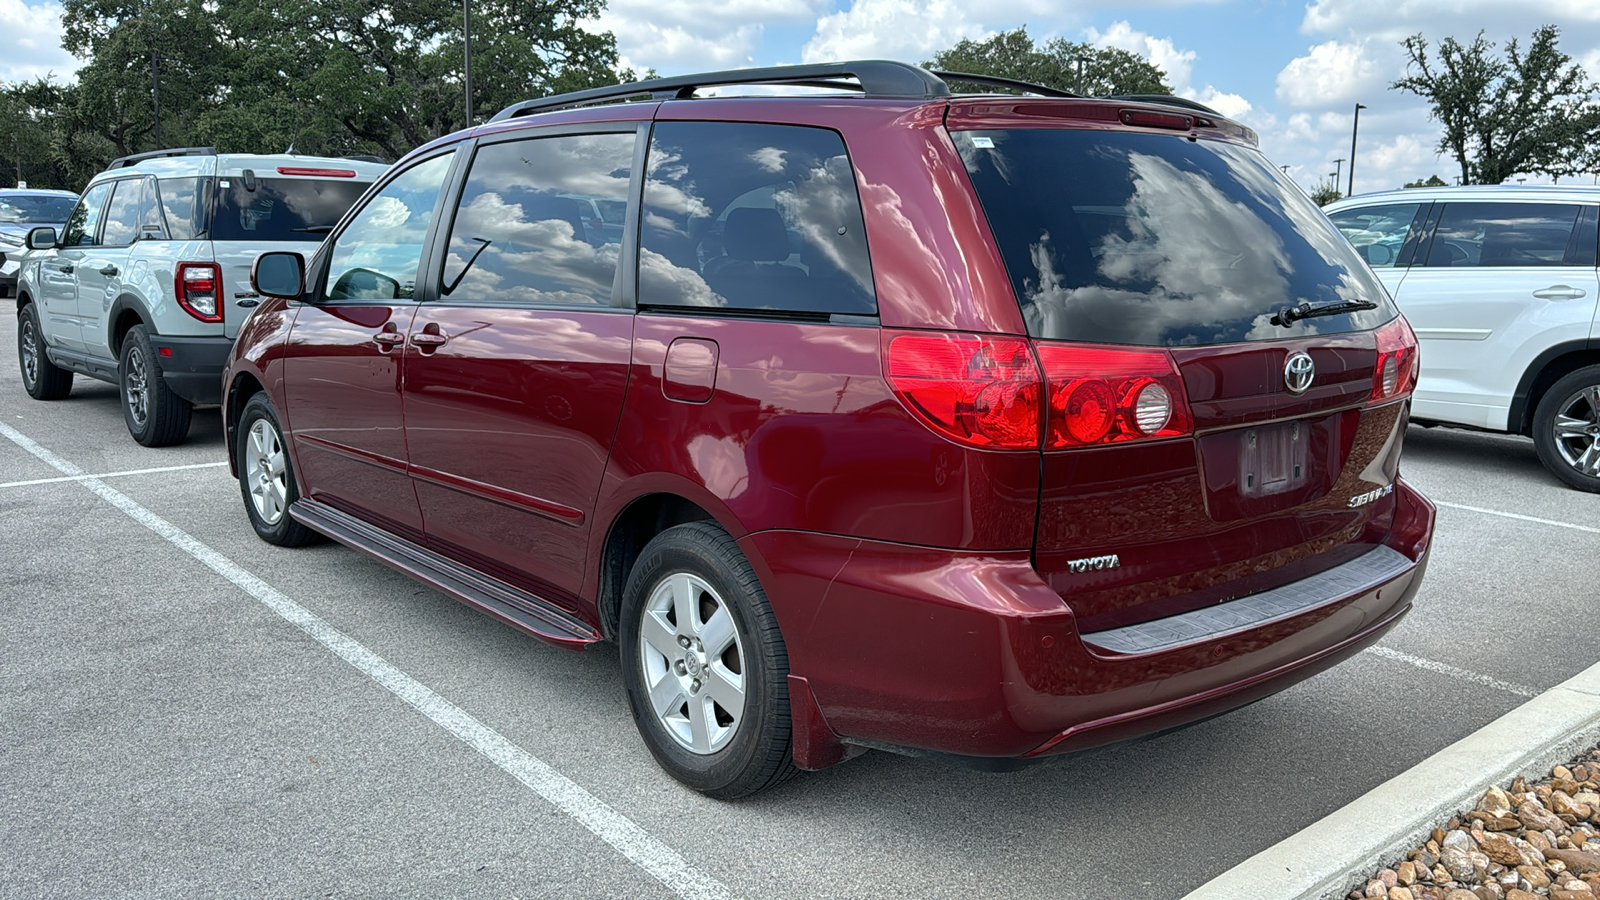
[744,477,1435,769]
[150,334,233,405]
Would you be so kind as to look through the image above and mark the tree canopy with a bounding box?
[2,0,633,190]
[1392,25,1600,185]
[1404,174,1449,188]
[926,28,1172,97]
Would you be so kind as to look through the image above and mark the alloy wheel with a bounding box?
[1551,384,1600,478]
[124,344,149,428]
[637,572,747,755]
[245,419,289,525]
[20,316,38,388]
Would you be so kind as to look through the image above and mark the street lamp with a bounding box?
[1348,103,1367,196]
[1332,157,1344,191]
[463,0,474,127]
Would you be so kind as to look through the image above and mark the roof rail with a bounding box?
[107,146,216,170]
[342,154,388,165]
[928,70,1078,99]
[1105,94,1221,116]
[490,60,950,122]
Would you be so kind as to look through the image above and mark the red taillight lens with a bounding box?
[176,262,223,323]
[884,332,1042,449]
[1372,316,1418,403]
[1034,343,1192,448]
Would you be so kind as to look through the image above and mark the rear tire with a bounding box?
[18,302,73,400]
[119,324,192,447]
[619,521,799,799]
[1533,365,1600,493]
[236,392,318,547]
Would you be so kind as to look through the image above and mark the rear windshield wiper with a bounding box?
[290,225,335,234]
[1271,299,1378,327]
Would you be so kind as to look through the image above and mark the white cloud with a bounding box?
[0,0,78,83]
[802,0,986,65]
[1087,22,1254,122]
[595,0,824,73]
[1303,0,1600,37]
[1276,41,1381,108]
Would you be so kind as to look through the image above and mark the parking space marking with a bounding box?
[0,420,733,900]
[0,461,228,490]
[1433,500,1600,535]
[1364,645,1538,698]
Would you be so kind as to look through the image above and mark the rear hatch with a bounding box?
[948,107,1416,637]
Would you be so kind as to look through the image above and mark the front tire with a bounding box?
[119,324,192,447]
[17,302,73,400]
[236,392,318,546]
[619,521,798,799]
[1534,365,1600,493]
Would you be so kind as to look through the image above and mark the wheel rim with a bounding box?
[124,344,149,427]
[19,315,38,387]
[638,572,746,755]
[244,418,290,525]
[1552,384,1600,478]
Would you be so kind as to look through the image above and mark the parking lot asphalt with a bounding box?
[3,300,1597,899]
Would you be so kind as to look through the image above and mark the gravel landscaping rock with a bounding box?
[1350,751,1600,900]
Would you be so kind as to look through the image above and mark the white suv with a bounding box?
[14,147,386,445]
[1326,185,1600,491]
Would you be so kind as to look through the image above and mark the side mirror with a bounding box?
[26,227,56,250]
[252,251,305,300]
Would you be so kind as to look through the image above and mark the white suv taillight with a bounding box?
[176,262,223,323]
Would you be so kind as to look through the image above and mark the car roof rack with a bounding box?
[491,61,950,122]
[107,146,217,169]
[341,154,388,164]
[1104,94,1221,116]
[928,71,1078,98]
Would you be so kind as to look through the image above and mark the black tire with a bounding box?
[17,301,73,400]
[236,392,318,546]
[119,324,192,447]
[1532,364,1600,493]
[619,521,799,799]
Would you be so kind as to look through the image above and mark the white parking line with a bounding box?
[0,461,228,490]
[1363,645,1538,698]
[1434,499,1600,535]
[0,420,734,900]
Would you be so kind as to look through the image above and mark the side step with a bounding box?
[291,498,602,650]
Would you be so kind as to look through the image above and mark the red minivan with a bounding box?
[224,61,1434,798]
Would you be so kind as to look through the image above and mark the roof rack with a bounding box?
[490,61,950,122]
[1105,94,1221,116]
[341,154,388,165]
[928,70,1078,99]
[107,146,216,169]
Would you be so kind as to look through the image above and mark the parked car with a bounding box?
[225,62,1435,798]
[14,148,387,445]
[0,188,78,298]
[1326,185,1600,491]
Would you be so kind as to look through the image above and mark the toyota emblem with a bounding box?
[1284,351,1315,395]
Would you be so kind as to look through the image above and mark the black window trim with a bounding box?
[423,120,647,313]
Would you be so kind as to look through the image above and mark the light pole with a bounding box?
[1332,157,1344,192]
[152,50,162,147]
[1348,103,1366,196]
[463,0,473,127]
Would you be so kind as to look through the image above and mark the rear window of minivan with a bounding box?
[952,129,1394,346]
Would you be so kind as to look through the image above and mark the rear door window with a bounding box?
[952,129,1394,345]
[1327,203,1422,268]
[639,121,876,316]
[213,176,369,242]
[100,179,143,246]
[1423,202,1585,267]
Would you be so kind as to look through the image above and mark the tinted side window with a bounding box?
[1328,203,1421,268]
[213,177,369,242]
[1425,202,1580,268]
[100,179,143,246]
[640,121,875,316]
[326,152,454,301]
[137,177,165,238]
[156,178,207,240]
[441,132,634,306]
[61,181,112,247]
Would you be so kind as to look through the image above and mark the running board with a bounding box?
[290,498,601,650]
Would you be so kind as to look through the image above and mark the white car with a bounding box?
[1325,185,1600,492]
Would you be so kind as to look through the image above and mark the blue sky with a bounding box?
[7,0,1600,194]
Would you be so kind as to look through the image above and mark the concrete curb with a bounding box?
[1182,657,1600,900]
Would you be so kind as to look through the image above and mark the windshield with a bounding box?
[212,177,369,242]
[953,129,1394,346]
[0,194,77,224]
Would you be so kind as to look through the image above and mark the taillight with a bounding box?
[175,262,223,323]
[884,331,1042,449]
[1034,343,1192,448]
[1372,316,1418,403]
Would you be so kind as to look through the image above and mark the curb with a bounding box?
[1182,656,1600,900]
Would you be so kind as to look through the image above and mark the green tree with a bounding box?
[926,28,1172,96]
[1404,174,1449,188]
[1310,181,1342,206]
[1392,25,1600,184]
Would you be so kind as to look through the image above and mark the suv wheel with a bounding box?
[619,521,798,799]
[1533,364,1600,492]
[236,393,318,546]
[17,302,73,400]
[119,324,192,447]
